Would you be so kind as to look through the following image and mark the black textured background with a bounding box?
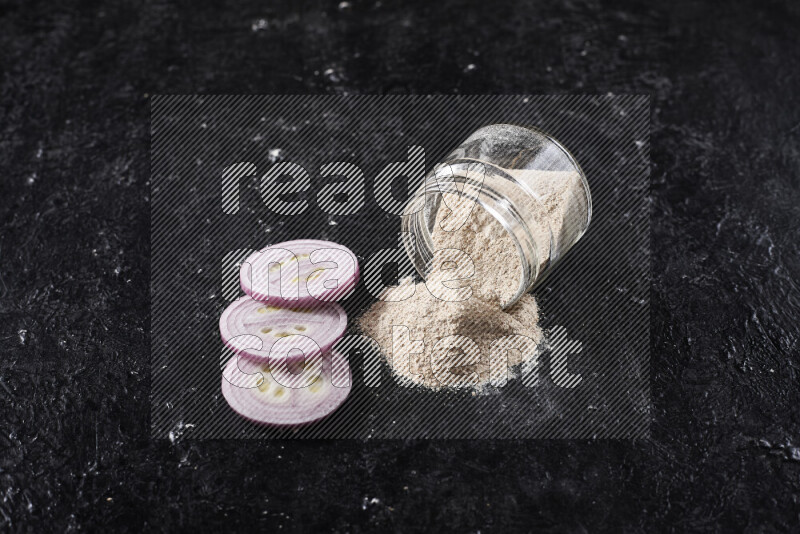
[1,0,799,531]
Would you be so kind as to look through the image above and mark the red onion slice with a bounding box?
[221,350,351,427]
[219,296,347,363]
[240,239,359,307]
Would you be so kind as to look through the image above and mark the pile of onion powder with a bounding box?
[358,202,544,391]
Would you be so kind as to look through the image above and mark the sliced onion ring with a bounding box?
[240,239,359,308]
[221,350,351,427]
[219,296,347,363]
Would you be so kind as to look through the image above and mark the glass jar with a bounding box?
[401,124,592,307]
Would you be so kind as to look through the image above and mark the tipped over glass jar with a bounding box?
[401,124,592,308]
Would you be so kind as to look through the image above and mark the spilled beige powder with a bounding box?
[358,203,542,390]
[358,279,542,389]
[431,195,523,306]
[358,170,587,390]
[430,169,587,304]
